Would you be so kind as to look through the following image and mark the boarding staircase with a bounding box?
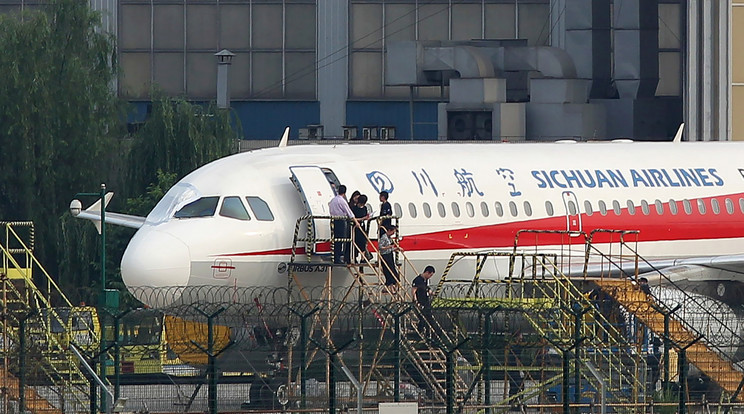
[289,215,474,404]
[0,221,100,413]
[596,278,744,400]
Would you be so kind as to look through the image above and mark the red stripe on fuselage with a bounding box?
[218,193,744,257]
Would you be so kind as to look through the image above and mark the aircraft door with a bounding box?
[561,191,582,234]
[289,166,336,253]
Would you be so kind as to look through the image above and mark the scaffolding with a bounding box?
[1,218,743,413]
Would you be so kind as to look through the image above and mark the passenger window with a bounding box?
[545,201,554,216]
[451,202,461,218]
[245,196,275,221]
[612,200,621,215]
[654,199,663,215]
[725,198,734,214]
[523,201,532,217]
[696,199,706,215]
[408,203,417,218]
[480,202,489,217]
[683,199,692,214]
[711,198,720,214]
[641,200,650,215]
[495,202,504,217]
[669,199,678,215]
[598,200,607,216]
[423,202,432,218]
[219,196,251,220]
[466,202,475,218]
[567,200,576,215]
[583,201,593,216]
[509,201,518,216]
[627,200,635,215]
[394,203,403,218]
[174,196,220,218]
[740,198,744,214]
[437,202,445,217]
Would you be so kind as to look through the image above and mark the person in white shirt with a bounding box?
[328,185,359,264]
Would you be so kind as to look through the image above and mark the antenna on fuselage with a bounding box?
[672,123,684,143]
[278,126,290,148]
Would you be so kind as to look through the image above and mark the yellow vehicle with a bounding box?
[106,308,198,377]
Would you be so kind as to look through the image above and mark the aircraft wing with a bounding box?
[75,210,146,229]
[581,254,744,281]
[71,192,146,230]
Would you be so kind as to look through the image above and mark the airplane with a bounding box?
[70,127,744,311]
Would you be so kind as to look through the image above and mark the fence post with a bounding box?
[289,305,320,409]
[192,306,230,414]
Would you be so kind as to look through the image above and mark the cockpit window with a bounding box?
[174,197,219,218]
[220,197,251,220]
[245,197,274,221]
[147,182,201,224]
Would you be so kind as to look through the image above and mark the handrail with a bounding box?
[589,238,744,372]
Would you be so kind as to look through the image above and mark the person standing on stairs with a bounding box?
[378,225,400,288]
[329,185,360,265]
[351,194,371,263]
[412,266,436,337]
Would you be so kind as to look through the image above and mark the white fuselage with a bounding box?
[120,142,744,306]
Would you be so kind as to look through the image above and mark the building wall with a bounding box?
[733,1,744,141]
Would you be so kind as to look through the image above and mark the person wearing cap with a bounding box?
[378,224,400,287]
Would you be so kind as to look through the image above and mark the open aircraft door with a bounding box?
[289,166,336,253]
[561,191,582,235]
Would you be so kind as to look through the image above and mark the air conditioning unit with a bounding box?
[379,126,396,140]
[299,124,324,140]
[343,126,358,140]
[362,126,378,140]
[447,111,492,140]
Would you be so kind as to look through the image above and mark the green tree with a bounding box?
[126,96,238,197]
[0,0,122,297]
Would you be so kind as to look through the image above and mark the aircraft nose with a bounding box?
[121,229,191,307]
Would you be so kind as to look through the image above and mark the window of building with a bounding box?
[523,201,532,217]
[545,201,554,216]
[495,202,504,217]
[669,199,678,215]
[219,196,251,220]
[683,199,692,214]
[696,199,706,215]
[612,200,621,215]
[481,201,489,217]
[174,196,220,218]
[725,198,735,214]
[627,200,636,215]
[451,202,461,217]
[711,198,720,215]
[245,196,274,221]
[423,202,433,218]
[408,202,417,218]
[509,201,518,217]
[598,200,607,216]
[437,202,446,218]
[394,203,403,218]
[583,200,593,216]
[654,199,664,215]
[466,202,475,217]
[641,200,650,215]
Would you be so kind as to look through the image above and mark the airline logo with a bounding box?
[532,168,725,189]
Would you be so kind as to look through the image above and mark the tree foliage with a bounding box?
[0,0,238,306]
[126,97,238,197]
[0,0,122,280]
